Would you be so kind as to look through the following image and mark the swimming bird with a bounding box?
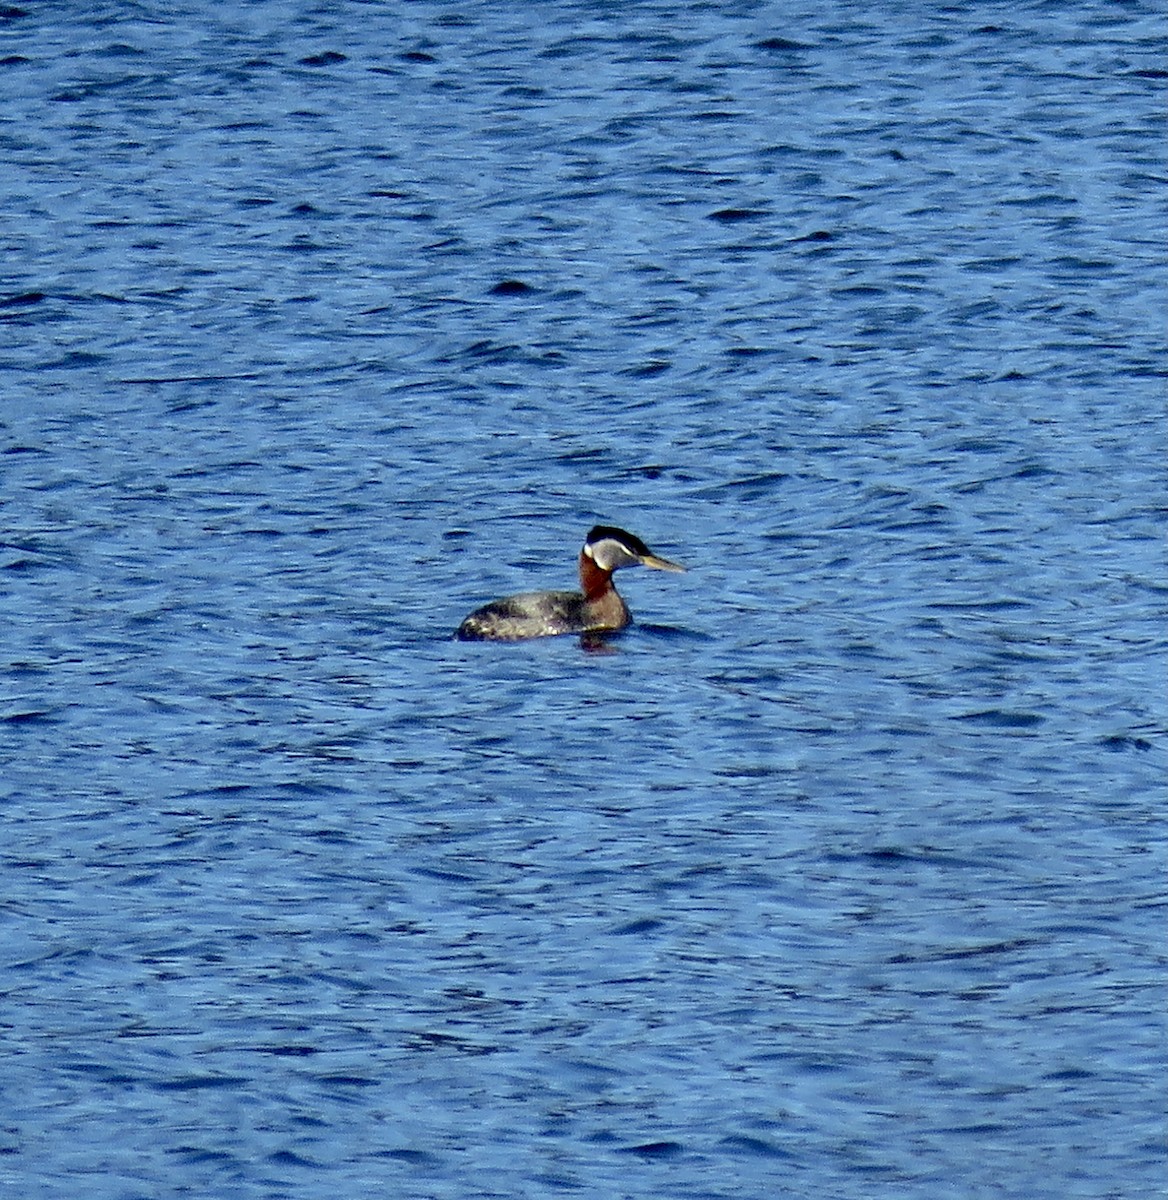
[456,525,685,641]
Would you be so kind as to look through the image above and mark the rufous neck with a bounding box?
[579,550,614,600]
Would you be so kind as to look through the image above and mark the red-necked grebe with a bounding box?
[456,525,685,641]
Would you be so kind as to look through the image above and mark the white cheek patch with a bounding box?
[589,538,630,571]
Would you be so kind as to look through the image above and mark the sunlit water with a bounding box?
[2,2,1165,1197]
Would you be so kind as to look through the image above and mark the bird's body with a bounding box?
[456,526,683,642]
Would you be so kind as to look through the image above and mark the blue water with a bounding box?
[2,2,1165,1197]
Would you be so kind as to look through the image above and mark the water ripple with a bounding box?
[1,2,1164,1199]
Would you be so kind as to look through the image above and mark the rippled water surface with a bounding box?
[2,2,1165,1197]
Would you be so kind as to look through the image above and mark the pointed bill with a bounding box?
[639,553,685,573]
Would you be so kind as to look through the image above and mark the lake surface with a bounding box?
[2,2,1165,1197]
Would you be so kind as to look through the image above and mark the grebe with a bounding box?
[456,525,685,642]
